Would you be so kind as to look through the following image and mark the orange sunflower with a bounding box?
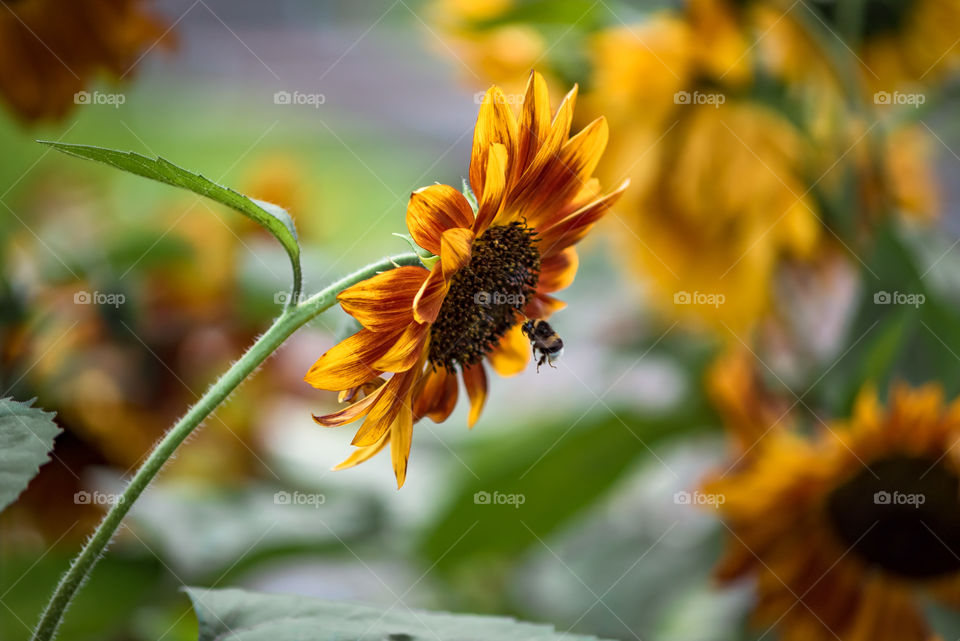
[707,384,960,641]
[0,0,171,123]
[305,72,628,487]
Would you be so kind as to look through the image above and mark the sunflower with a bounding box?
[707,384,960,641]
[304,72,628,487]
[0,0,171,123]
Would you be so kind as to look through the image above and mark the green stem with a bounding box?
[31,252,423,641]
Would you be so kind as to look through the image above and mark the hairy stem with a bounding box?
[31,252,423,641]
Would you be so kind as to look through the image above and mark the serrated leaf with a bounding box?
[0,398,61,513]
[39,141,302,299]
[184,587,614,641]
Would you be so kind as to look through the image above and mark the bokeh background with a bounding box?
[3,1,960,640]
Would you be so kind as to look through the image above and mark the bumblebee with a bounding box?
[522,319,564,372]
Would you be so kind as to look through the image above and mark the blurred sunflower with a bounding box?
[707,384,960,641]
[0,0,171,123]
[305,72,628,487]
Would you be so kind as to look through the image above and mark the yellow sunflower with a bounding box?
[0,0,171,123]
[707,384,960,641]
[304,72,628,487]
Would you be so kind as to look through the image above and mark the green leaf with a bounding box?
[184,587,614,641]
[39,141,302,300]
[0,398,61,513]
[419,403,709,573]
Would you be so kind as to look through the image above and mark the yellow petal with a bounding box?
[469,86,518,198]
[440,227,474,278]
[413,262,448,324]
[352,367,418,446]
[462,363,488,428]
[304,329,399,391]
[524,294,566,319]
[391,404,414,488]
[406,184,474,255]
[488,323,530,377]
[372,323,428,372]
[537,247,579,294]
[414,366,459,423]
[333,430,390,470]
[337,266,428,331]
[314,381,386,427]
[474,143,508,235]
[514,71,551,186]
[537,178,629,258]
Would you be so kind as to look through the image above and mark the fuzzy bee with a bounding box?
[522,319,564,372]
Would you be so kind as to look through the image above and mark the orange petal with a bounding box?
[390,403,414,488]
[537,179,629,258]
[413,366,459,423]
[473,143,507,235]
[314,381,386,427]
[337,266,428,331]
[524,294,566,319]
[440,227,474,278]
[406,185,474,255]
[333,430,390,470]
[514,71,551,186]
[304,328,400,391]
[413,262,448,324]
[488,323,530,377]
[537,247,579,294]
[372,323,429,372]
[338,377,386,403]
[352,367,419,446]
[462,363,488,428]
[469,86,518,198]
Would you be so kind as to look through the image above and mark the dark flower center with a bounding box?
[826,455,960,579]
[428,221,540,372]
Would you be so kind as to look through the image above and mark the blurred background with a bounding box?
[2,1,960,640]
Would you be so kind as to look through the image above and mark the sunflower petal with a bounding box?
[524,294,566,319]
[391,404,414,488]
[333,430,390,470]
[537,179,629,258]
[514,71,551,185]
[469,86,518,198]
[440,227,474,278]
[537,246,579,294]
[372,323,429,372]
[413,262,448,324]
[352,368,418,446]
[304,328,399,391]
[462,363,488,428]
[314,381,386,427]
[337,266,428,331]
[488,323,530,377]
[406,185,474,255]
[474,143,508,235]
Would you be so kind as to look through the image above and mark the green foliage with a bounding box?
[0,398,60,513]
[419,402,709,574]
[38,141,303,299]
[184,587,615,641]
